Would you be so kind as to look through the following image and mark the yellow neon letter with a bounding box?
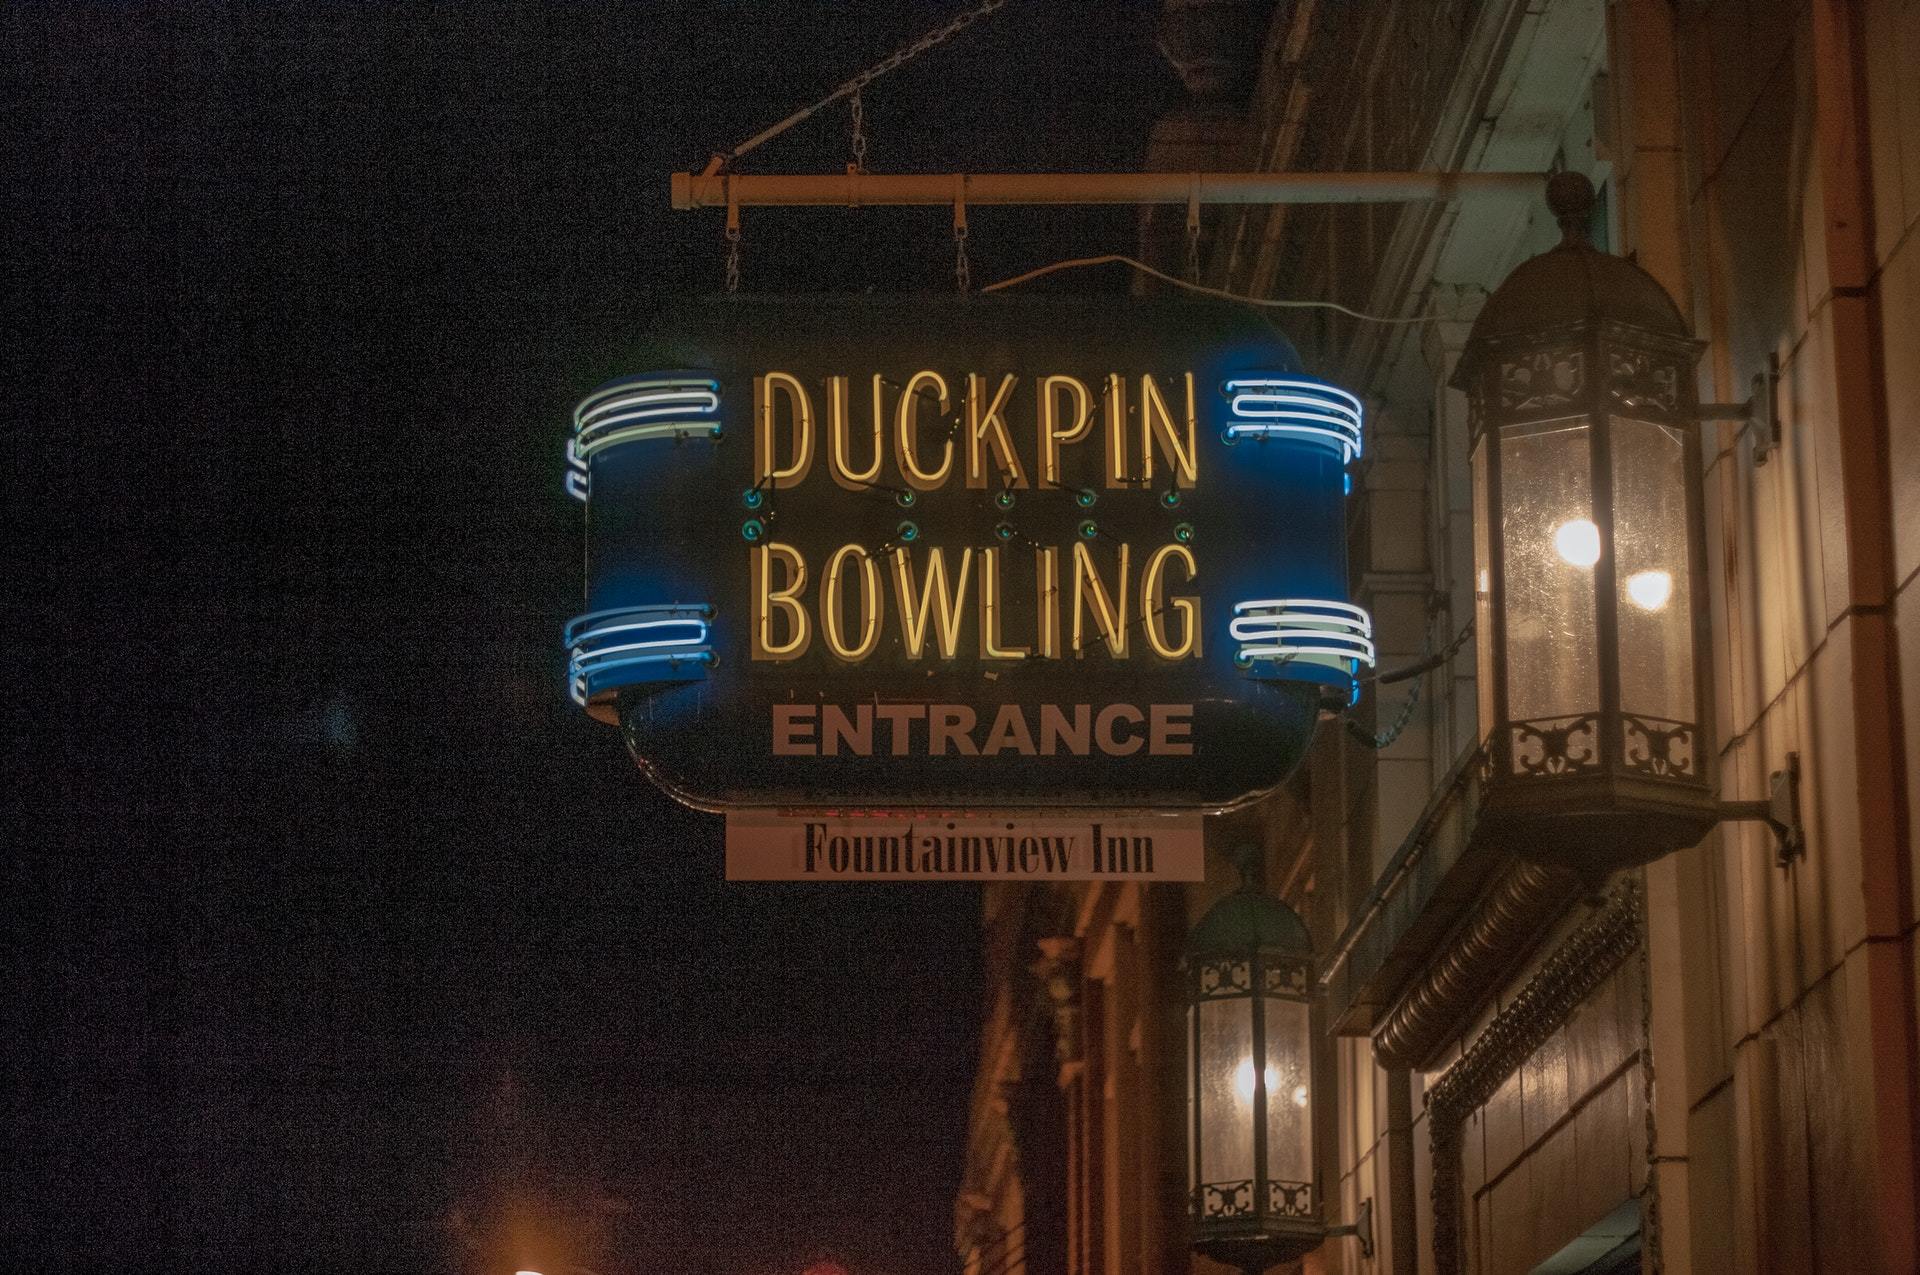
[821,543,883,661]
[1035,546,1060,659]
[826,375,883,491]
[977,547,1030,660]
[1141,543,1201,659]
[890,545,974,659]
[751,542,810,661]
[1139,372,1198,487]
[754,372,813,489]
[966,373,1027,490]
[1104,373,1130,488]
[896,370,953,491]
[1038,375,1094,486]
[1071,540,1129,659]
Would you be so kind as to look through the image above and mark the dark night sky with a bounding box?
[5,3,1181,1272]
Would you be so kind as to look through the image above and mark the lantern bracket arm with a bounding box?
[1716,750,1803,866]
[1324,1197,1375,1259]
[1698,352,1781,465]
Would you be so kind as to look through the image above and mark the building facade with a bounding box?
[957,1,1920,1271]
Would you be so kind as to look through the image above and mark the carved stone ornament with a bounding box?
[1030,936,1082,1066]
[1425,881,1642,1275]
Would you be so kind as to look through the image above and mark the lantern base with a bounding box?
[1475,769,1721,878]
[1194,1221,1326,1273]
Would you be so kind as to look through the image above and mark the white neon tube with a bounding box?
[1230,599,1377,673]
[566,377,724,479]
[566,605,716,705]
[1232,599,1373,626]
[1222,376,1365,464]
[572,378,720,429]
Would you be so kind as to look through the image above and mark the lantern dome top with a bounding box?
[1186,846,1314,956]
[1452,173,1690,384]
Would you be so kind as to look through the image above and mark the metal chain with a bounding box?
[720,0,1013,167]
[1345,612,1468,749]
[1360,613,1475,683]
[724,225,741,295]
[840,0,1010,107]
[849,90,868,172]
[954,221,971,294]
[1347,676,1421,749]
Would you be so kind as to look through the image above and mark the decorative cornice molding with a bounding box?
[1371,858,1585,1069]
[1030,936,1083,1068]
[1426,881,1641,1275]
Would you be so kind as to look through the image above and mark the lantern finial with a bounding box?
[1546,170,1596,247]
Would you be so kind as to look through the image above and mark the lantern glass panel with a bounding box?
[1610,416,1695,724]
[1472,437,1495,743]
[1197,994,1255,1190]
[1261,996,1313,1193]
[1500,419,1599,723]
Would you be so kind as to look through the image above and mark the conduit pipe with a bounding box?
[671,170,1543,210]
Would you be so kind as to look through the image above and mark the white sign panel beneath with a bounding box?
[725,812,1204,882]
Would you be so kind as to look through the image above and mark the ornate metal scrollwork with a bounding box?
[1622,714,1696,777]
[1606,347,1680,415]
[1509,714,1601,776]
[1267,1179,1314,1219]
[1498,347,1585,412]
[1198,1180,1255,1219]
[1263,956,1310,996]
[1197,957,1252,998]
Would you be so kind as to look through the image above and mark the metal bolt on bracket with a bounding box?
[1325,1198,1375,1260]
[1718,751,1804,865]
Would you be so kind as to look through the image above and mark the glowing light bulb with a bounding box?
[1626,569,1673,611]
[1233,1058,1281,1102]
[1553,518,1602,567]
[1291,1084,1310,1109]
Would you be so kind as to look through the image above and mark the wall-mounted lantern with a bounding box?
[1450,172,1801,874]
[1185,847,1371,1272]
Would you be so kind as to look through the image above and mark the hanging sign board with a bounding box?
[724,811,1204,882]
[564,297,1367,812]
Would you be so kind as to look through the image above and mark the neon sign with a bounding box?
[564,297,1367,811]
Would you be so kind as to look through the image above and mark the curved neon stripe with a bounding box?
[1223,378,1363,415]
[1230,598,1376,677]
[573,378,719,429]
[566,604,716,705]
[565,375,724,487]
[575,420,722,458]
[1223,393,1362,425]
[1222,375,1365,464]
[578,395,720,438]
[1232,599,1372,625]
[1237,636,1378,660]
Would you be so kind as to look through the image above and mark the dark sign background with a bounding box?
[582,296,1351,810]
